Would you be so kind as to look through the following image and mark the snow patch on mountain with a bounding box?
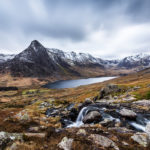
[1,40,150,71]
[0,54,15,63]
[47,48,106,66]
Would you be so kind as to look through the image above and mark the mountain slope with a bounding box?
[1,40,81,77]
[1,40,150,78]
[118,54,150,70]
[0,54,15,63]
[0,40,106,78]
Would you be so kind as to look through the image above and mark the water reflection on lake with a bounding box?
[43,76,116,89]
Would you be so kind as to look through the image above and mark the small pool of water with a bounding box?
[43,76,116,89]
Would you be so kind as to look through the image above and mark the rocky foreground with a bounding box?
[0,82,150,150]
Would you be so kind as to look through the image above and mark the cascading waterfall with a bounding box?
[67,106,120,128]
[67,105,150,133]
[67,107,88,128]
[129,122,146,132]
[129,115,150,132]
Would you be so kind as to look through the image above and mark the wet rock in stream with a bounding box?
[83,111,102,124]
[45,108,60,117]
[119,108,137,119]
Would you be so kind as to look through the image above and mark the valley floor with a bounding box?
[1,69,150,149]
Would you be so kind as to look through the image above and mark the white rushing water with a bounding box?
[129,122,146,132]
[67,106,120,128]
[67,107,88,128]
[67,106,150,133]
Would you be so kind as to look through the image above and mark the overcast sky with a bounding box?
[0,0,150,59]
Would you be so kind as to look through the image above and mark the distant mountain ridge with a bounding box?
[118,54,150,70]
[0,40,150,77]
[0,54,15,63]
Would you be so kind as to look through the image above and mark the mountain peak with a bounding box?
[29,40,44,51]
[30,40,41,45]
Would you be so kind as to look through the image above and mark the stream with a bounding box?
[66,105,150,132]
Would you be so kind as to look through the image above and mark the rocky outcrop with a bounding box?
[145,122,150,136]
[78,98,93,110]
[99,84,122,99]
[58,137,73,150]
[83,111,102,124]
[14,110,31,123]
[108,127,134,133]
[77,129,87,136]
[24,133,46,139]
[119,108,137,119]
[0,132,23,149]
[45,108,60,117]
[131,132,150,147]
[28,126,40,133]
[88,134,119,150]
[132,100,150,107]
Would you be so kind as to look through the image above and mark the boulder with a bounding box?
[14,110,31,122]
[119,108,137,119]
[131,132,150,147]
[68,108,78,121]
[77,129,86,136]
[133,86,140,90]
[114,96,118,100]
[132,100,150,107]
[24,133,46,138]
[84,98,93,105]
[99,84,121,99]
[45,108,60,117]
[8,142,18,150]
[39,101,52,108]
[78,98,93,110]
[145,122,150,136]
[0,132,23,149]
[28,126,40,133]
[122,96,136,102]
[58,137,73,150]
[108,127,134,133]
[7,141,36,150]
[99,118,115,127]
[66,103,75,111]
[122,141,129,146]
[83,111,102,124]
[88,134,119,150]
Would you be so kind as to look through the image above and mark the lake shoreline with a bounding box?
[43,76,117,89]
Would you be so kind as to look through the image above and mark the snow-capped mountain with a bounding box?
[2,40,81,77]
[1,40,150,77]
[0,54,15,63]
[47,48,104,66]
[118,53,150,69]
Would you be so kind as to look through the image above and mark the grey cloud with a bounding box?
[0,0,150,58]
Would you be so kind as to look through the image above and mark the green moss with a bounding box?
[146,91,150,99]
[54,99,68,106]
[134,90,150,100]
[22,89,39,95]
[22,89,51,95]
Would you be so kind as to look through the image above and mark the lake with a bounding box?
[43,76,116,89]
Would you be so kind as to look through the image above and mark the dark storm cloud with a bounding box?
[0,0,150,58]
[126,0,150,22]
